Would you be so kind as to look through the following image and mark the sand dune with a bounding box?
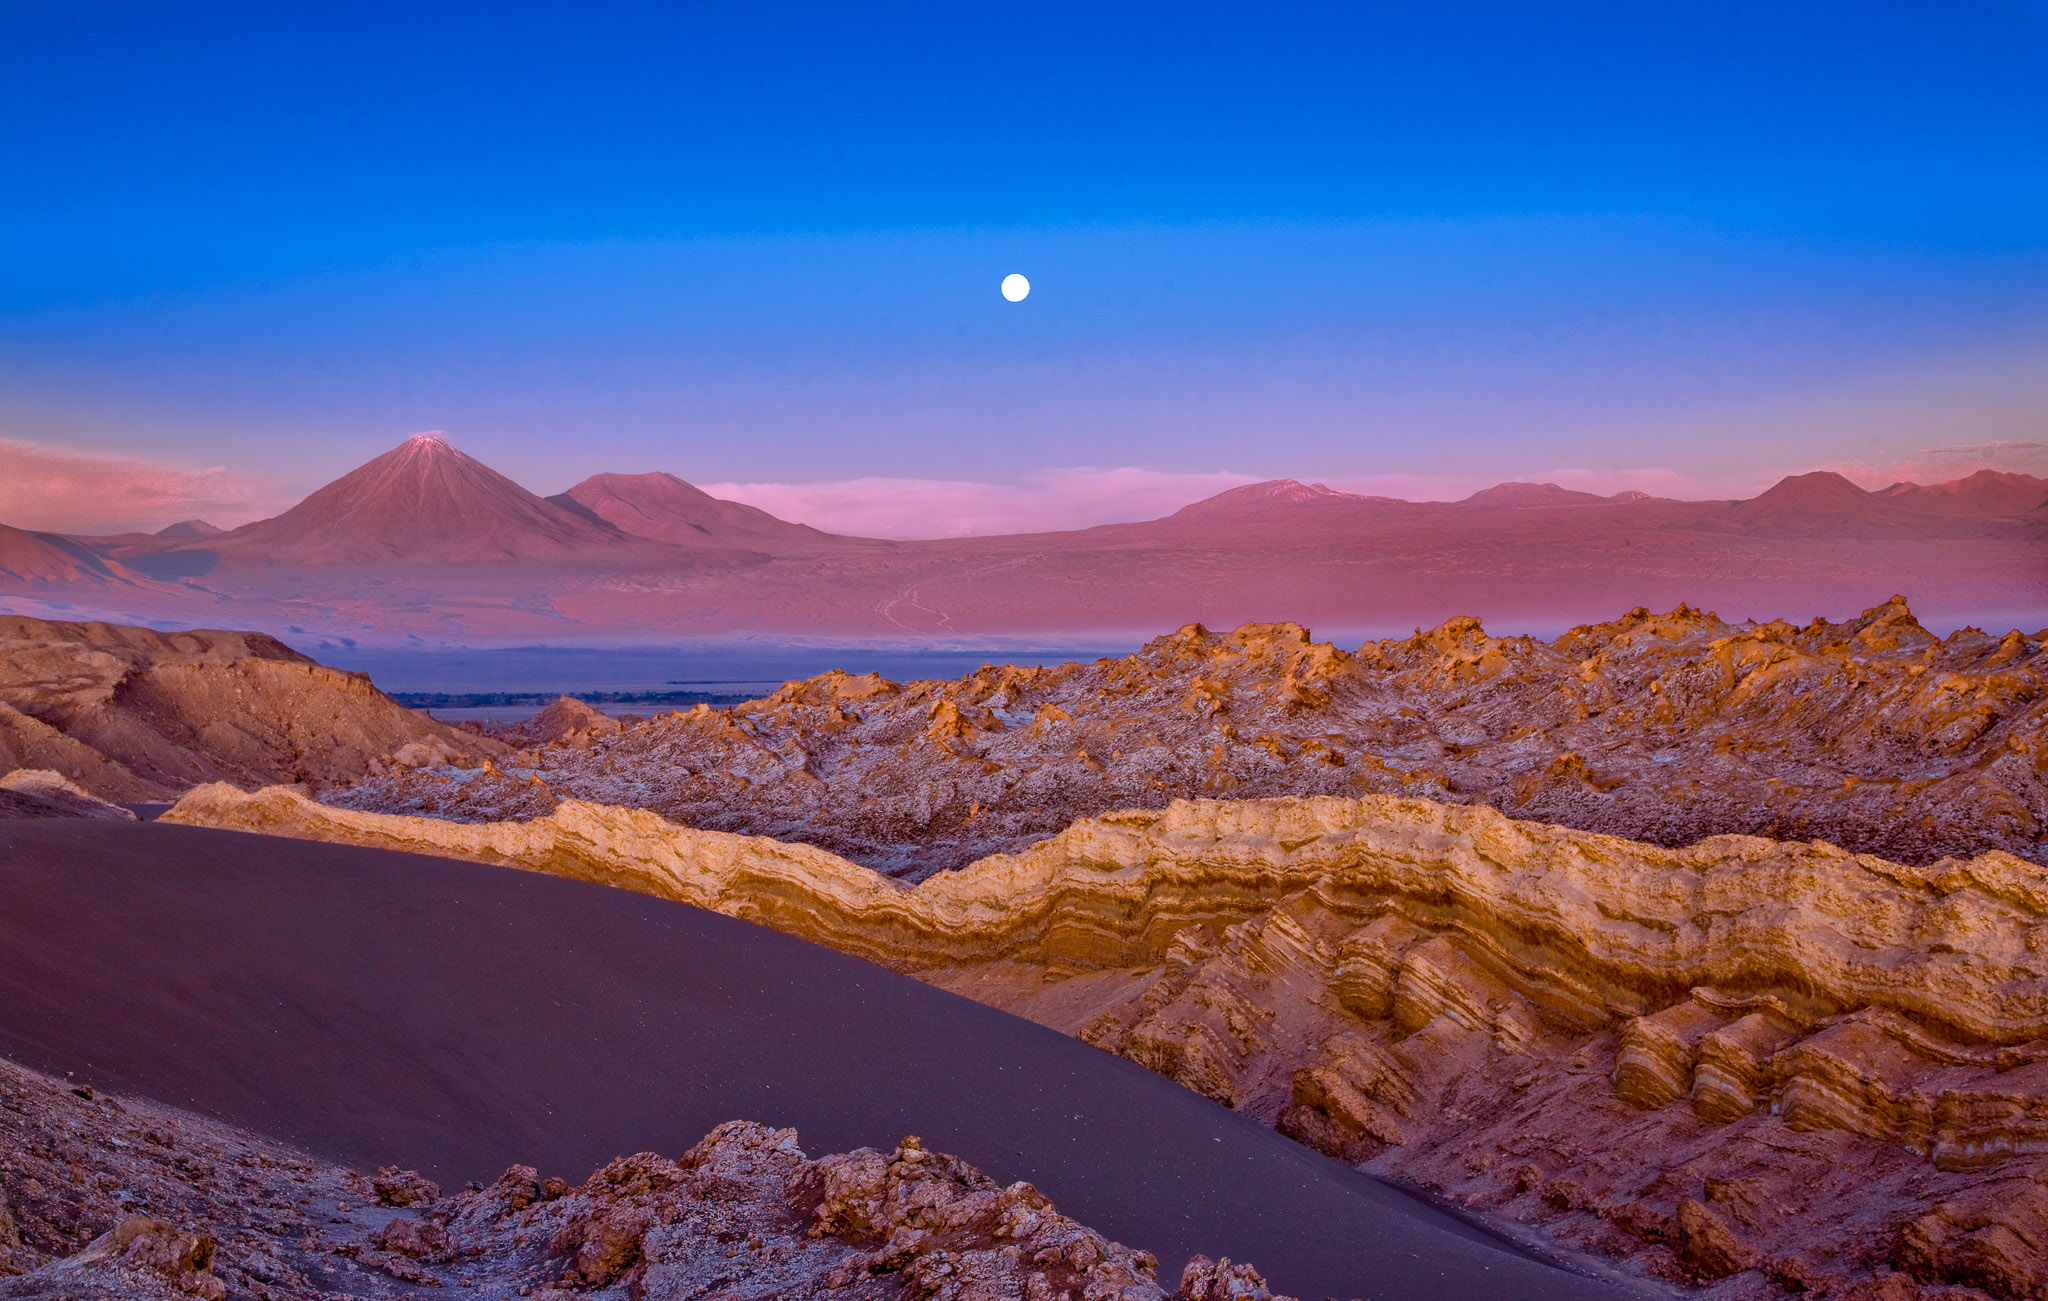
[164,782,2048,1295]
[0,819,1639,1298]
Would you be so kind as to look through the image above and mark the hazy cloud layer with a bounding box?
[0,439,287,535]
[706,465,1703,539]
[701,469,1261,539]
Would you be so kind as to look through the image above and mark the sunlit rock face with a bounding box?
[0,615,504,802]
[171,783,2048,1296]
[334,598,2046,877]
[0,768,136,819]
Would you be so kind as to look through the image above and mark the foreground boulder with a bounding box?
[408,1124,1245,1298]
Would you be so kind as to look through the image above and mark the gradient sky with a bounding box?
[3,2,2045,535]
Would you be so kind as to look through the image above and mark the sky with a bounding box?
[2,2,2045,536]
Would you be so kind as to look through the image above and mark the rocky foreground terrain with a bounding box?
[172,784,2048,1299]
[0,1055,1282,1300]
[0,615,501,806]
[335,598,2044,876]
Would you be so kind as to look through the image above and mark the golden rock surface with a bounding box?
[169,783,2048,1296]
[334,599,2047,877]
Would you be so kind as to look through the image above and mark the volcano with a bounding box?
[206,434,628,565]
[552,471,851,551]
[1728,470,1905,533]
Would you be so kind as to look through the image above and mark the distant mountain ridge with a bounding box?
[552,471,855,550]
[1878,469,2048,516]
[0,524,152,587]
[1458,481,1612,507]
[0,435,2038,642]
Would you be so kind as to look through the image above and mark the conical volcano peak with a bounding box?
[396,431,453,457]
[210,434,626,565]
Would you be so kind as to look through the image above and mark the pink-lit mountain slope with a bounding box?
[1,444,2039,642]
[551,471,862,551]
[1722,469,2039,537]
[202,434,632,565]
[0,525,153,587]
[1879,469,2048,516]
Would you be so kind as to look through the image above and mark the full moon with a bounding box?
[1000,273,1030,302]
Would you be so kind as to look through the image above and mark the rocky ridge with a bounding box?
[169,783,2048,1297]
[0,1056,1274,1300]
[334,598,2045,876]
[0,769,136,820]
[0,615,503,803]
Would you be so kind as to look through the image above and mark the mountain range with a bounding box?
[1,433,2040,644]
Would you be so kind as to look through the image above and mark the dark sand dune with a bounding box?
[0,821,1643,1300]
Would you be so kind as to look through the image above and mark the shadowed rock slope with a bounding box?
[335,598,2045,876]
[0,615,502,802]
[171,784,2048,1297]
[0,1057,1290,1301]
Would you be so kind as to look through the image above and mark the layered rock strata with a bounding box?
[170,784,2048,1297]
[333,598,2046,875]
[0,1055,1282,1300]
[0,615,502,801]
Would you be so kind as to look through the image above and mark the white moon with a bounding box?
[1001,273,1030,302]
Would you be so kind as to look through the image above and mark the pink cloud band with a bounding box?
[0,440,287,536]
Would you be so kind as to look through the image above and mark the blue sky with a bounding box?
[2,2,2044,534]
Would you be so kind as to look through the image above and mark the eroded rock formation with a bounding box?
[333,598,2046,875]
[168,784,2048,1296]
[491,694,625,747]
[0,615,503,802]
[0,1056,1286,1300]
[0,769,136,820]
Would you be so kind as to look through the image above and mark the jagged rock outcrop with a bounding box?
[333,599,2047,876]
[490,694,624,748]
[0,1056,1283,1300]
[15,1216,231,1299]
[168,783,2048,1295]
[0,615,504,801]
